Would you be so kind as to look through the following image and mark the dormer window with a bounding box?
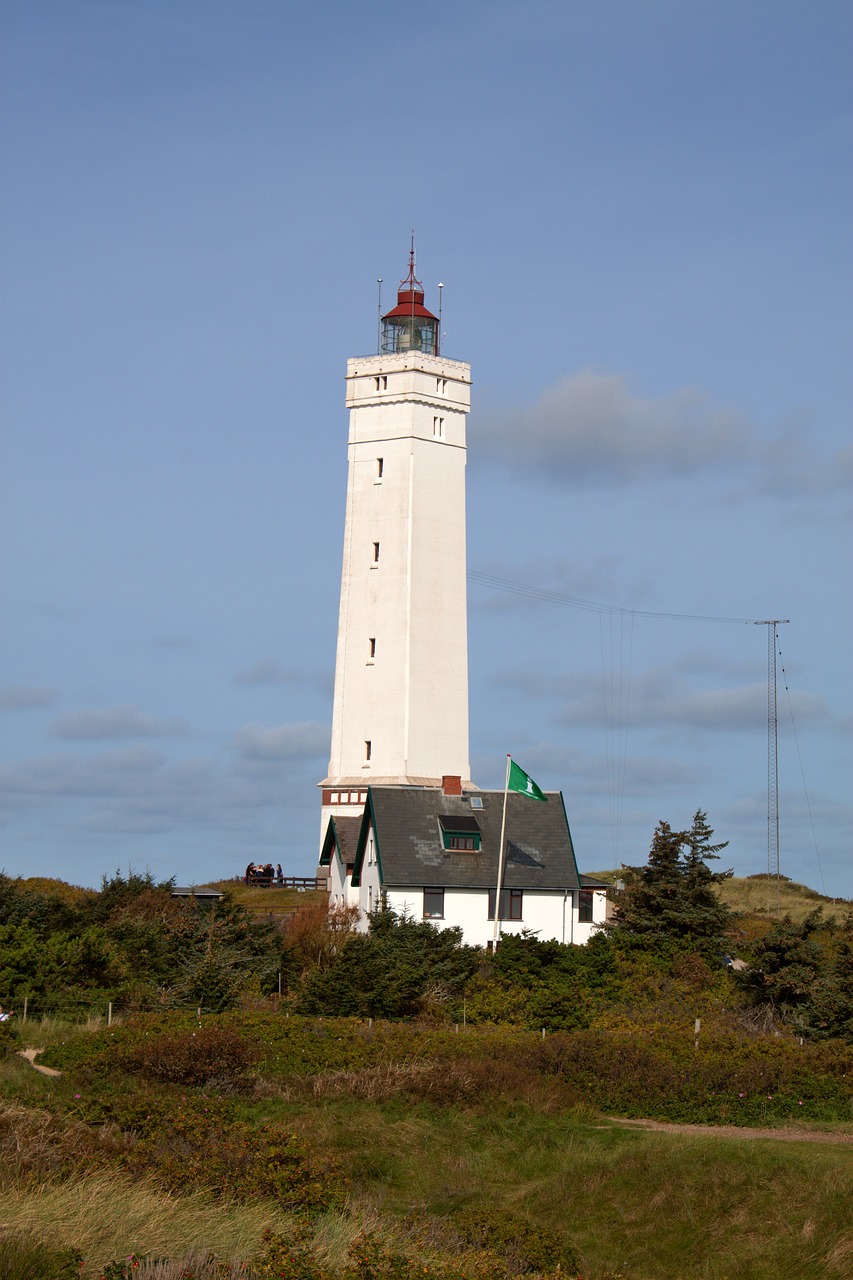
[438,814,481,851]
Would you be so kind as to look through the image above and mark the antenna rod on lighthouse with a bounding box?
[755,619,790,914]
[376,278,383,354]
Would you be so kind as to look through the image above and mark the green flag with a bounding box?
[507,759,548,802]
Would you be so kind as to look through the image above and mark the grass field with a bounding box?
[4,1010,852,1280]
[280,1097,853,1280]
[587,871,851,924]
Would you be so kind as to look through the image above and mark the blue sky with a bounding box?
[2,0,850,894]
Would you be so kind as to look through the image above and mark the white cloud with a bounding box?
[232,720,329,761]
[50,705,189,740]
[495,665,834,735]
[472,370,851,499]
[0,684,58,710]
[0,747,167,799]
[0,741,320,839]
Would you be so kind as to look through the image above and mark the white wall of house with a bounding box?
[572,888,608,944]
[381,885,606,948]
[326,847,357,910]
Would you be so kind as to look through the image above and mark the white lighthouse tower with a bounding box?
[319,246,472,840]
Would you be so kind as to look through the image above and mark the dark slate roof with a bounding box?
[319,815,363,869]
[580,874,610,888]
[353,787,581,892]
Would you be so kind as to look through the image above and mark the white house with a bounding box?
[320,779,607,948]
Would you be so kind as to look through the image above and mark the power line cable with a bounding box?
[467,569,768,624]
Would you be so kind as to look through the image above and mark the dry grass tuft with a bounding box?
[0,1100,123,1184]
[0,1169,292,1273]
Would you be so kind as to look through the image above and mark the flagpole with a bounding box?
[492,754,512,948]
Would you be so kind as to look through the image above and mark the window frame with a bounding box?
[423,887,445,919]
[487,888,523,921]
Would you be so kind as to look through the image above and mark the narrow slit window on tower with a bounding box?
[364,739,372,761]
[433,416,444,438]
[377,457,383,479]
[374,376,380,391]
[372,542,380,563]
[368,637,376,659]
[382,375,388,389]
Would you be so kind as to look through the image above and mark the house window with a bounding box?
[423,887,444,919]
[438,815,481,851]
[488,889,523,921]
[372,542,380,563]
[578,889,594,923]
[368,885,373,911]
[364,740,372,761]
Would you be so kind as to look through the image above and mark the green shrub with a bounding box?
[449,1206,580,1274]
[0,1019,21,1058]
[116,1024,258,1088]
[123,1101,345,1211]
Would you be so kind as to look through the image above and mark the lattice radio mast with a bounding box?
[755,620,789,913]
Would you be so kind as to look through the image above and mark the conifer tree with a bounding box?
[608,813,733,952]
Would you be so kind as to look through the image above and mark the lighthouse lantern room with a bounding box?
[380,248,440,355]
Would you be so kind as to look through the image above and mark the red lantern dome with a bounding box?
[381,241,439,355]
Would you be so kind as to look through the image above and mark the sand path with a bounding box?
[609,1116,853,1145]
[17,1048,62,1077]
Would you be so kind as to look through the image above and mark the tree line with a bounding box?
[1,812,851,1041]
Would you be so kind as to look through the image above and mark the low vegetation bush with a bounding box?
[445,1207,580,1274]
[41,1008,853,1128]
[256,1222,580,1280]
[112,1096,345,1211]
[531,1028,853,1123]
[0,1019,21,1058]
[116,1025,258,1088]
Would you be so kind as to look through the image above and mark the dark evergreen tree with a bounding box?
[738,908,853,1041]
[297,907,480,1018]
[607,814,733,953]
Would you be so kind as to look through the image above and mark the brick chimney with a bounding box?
[442,775,462,796]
